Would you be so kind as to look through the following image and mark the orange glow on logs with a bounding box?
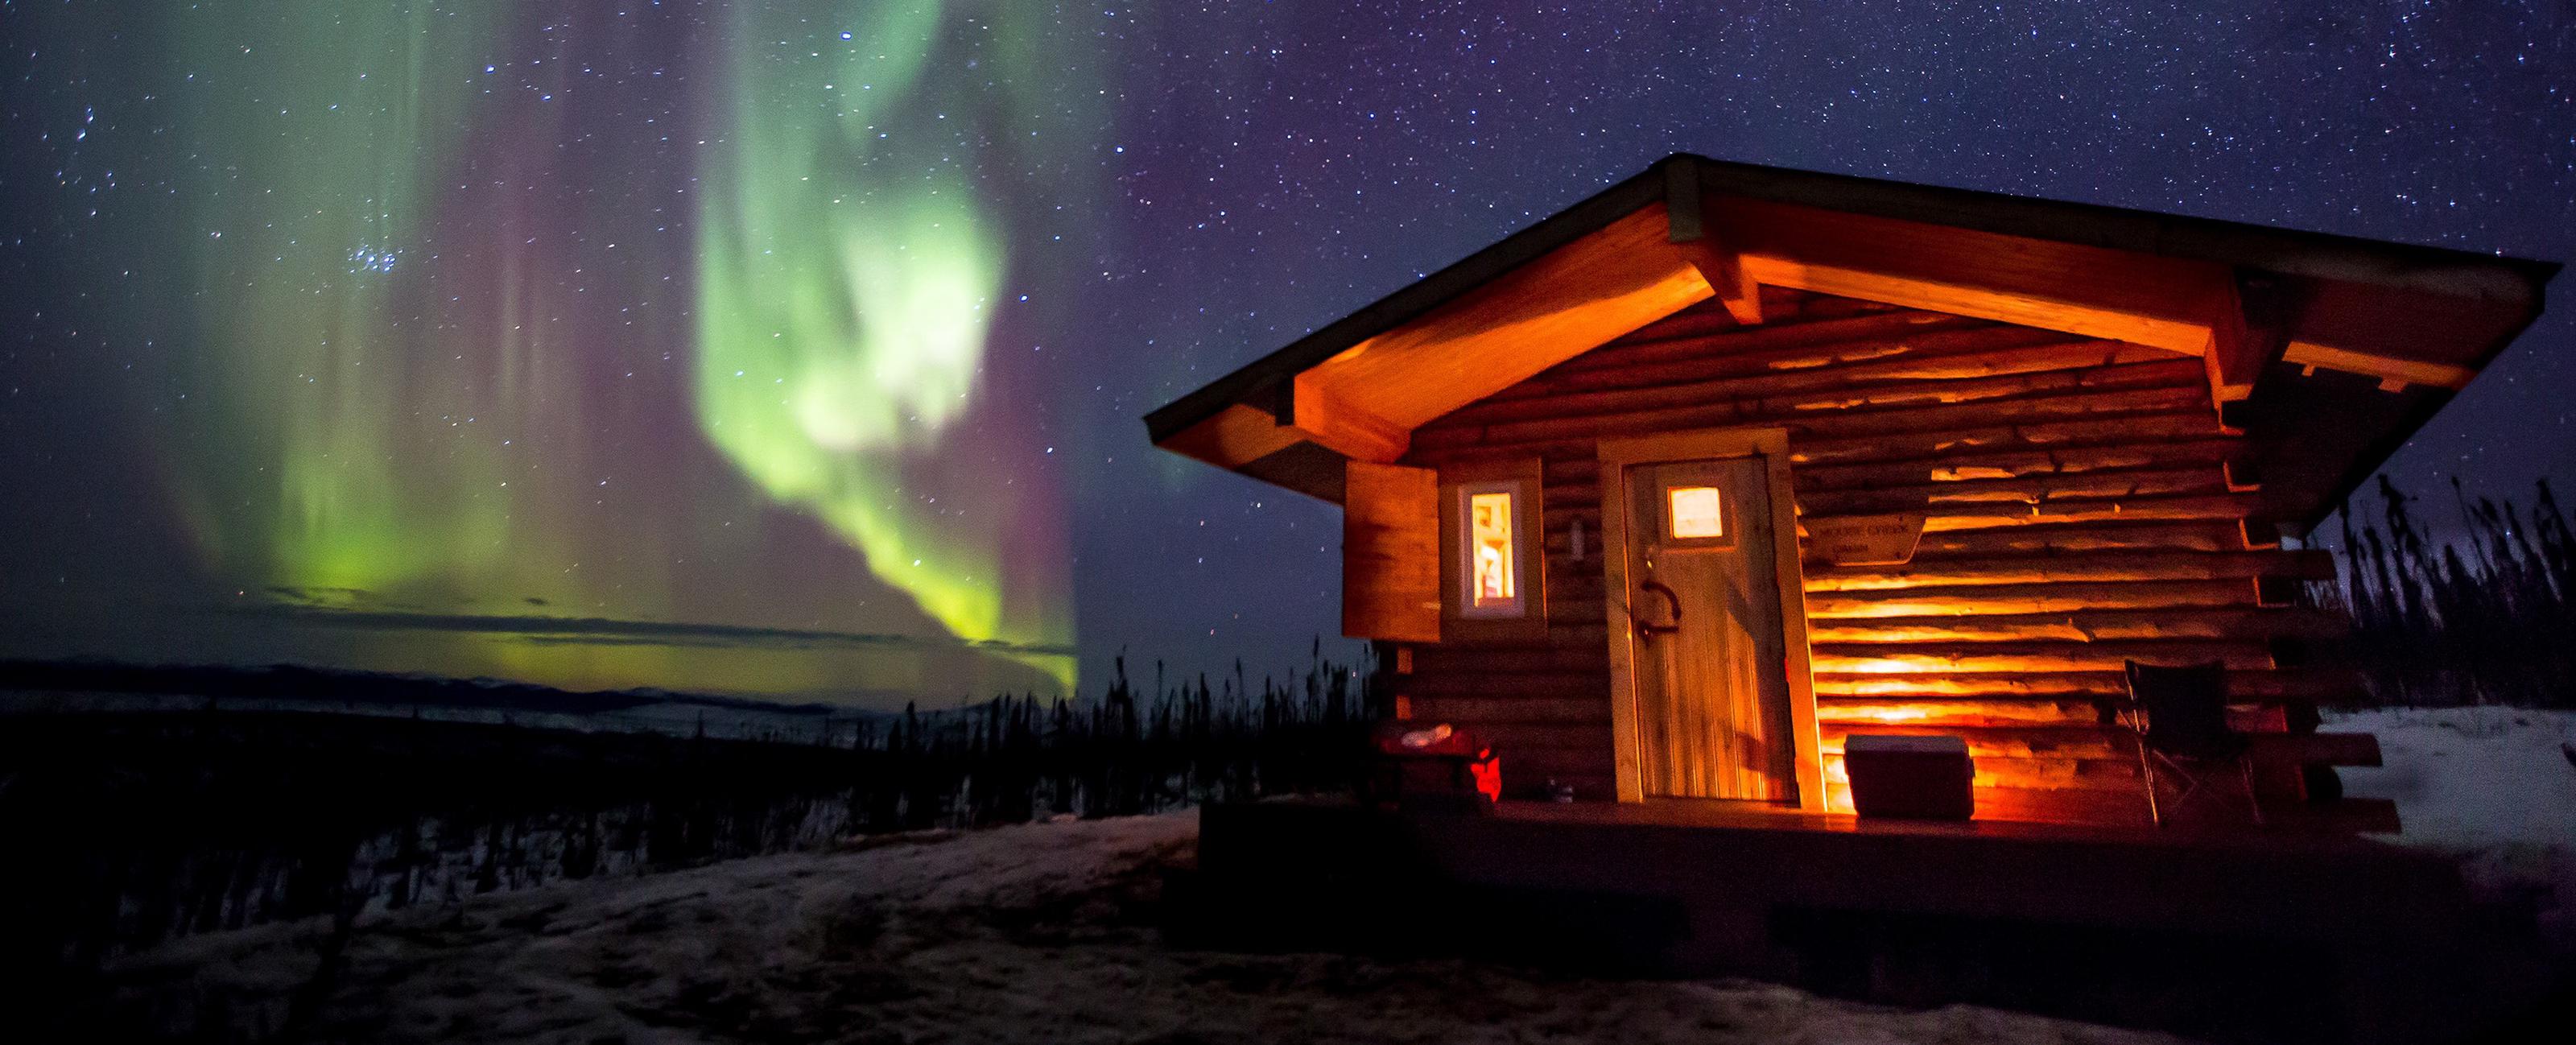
[1812,673,2112,696]
[1822,703,1942,725]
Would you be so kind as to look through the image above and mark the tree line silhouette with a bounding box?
[2,644,1385,1022]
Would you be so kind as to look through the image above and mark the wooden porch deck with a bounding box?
[1172,797,2533,1043]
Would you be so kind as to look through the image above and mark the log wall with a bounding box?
[1393,289,2350,816]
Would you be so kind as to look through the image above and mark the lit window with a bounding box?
[1669,485,1724,539]
[1469,491,1516,607]
[1442,462,1550,630]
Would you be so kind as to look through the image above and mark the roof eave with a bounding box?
[1142,157,1684,445]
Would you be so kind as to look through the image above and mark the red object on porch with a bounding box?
[1843,734,1974,820]
[1373,722,1503,807]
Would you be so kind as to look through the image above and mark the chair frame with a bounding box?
[2109,661,2264,828]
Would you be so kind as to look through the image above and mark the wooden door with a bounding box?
[1620,455,1797,800]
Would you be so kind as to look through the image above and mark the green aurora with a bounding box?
[165,2,510,595]
[696,1,1022,664]
[35,1,1084,700]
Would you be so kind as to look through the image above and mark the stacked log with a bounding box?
[1395,290,2350,814]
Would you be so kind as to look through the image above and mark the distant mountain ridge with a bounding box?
[0,657,874,720]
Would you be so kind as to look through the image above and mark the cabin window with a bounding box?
[1439,460,1546,640]
[1458,482,1525,618]
[1667,485,1724,539]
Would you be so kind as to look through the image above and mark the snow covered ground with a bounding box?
[2330,706,2576,941]
[84,810,2187,1043]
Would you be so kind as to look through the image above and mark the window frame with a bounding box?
[1436,456,1547,642]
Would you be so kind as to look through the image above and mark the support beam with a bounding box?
[1286,374,1410,463]
[2279,341,2475,391]
[1157,403,1306,469]
[1665,160,1764,325]
[1678,242,1765,326]
[2204,269,2297,405]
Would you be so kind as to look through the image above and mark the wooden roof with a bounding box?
[1144,155,2557,530]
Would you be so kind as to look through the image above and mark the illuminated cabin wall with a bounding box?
[1396,288,2343,816]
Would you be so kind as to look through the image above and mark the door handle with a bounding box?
[1633,580,1682,638]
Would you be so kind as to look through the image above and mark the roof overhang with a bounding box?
[1144,155,2557,527]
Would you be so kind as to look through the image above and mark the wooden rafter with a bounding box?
[2204,269,2298,403]
[1285,374,1410,463]
[2281,342,2475,391]
[1664,161,1764,325]
[1156,403,1303,470]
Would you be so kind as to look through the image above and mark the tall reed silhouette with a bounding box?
[2326,476,2576,708]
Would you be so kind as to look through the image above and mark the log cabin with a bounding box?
[1144,154,2557,828]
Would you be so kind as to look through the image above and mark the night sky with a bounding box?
[3,2,2571,709]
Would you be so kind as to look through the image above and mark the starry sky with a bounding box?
[2,2,2571,709]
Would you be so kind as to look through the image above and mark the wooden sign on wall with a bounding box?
[1807,513,1927,566]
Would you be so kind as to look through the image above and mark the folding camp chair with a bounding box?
[2107,660,2264,828]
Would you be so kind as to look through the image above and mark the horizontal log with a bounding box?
[1467,338,2173,422]
[1806,606,2350,645]
[1795,466,2231,517]
[1816,696,2315,733]
[1476,723,1613,754]
[1546,464,2232,522]
[1769,291,1904,322]
[1401,696,1608,725]
[1399,671,1610,700]
[1493,613,1604,647]
[1974,757,2148,792]
[1789,413,2232,467]
[1901,521,2256,556]
[1410,646,1608,675]
[1723,357,2202,417]
[1809,639,2276,674]
[1792,440,2242,494]
[1901,493,2261,530]
[1545,599,1608,626]
[1805,580,2260,618]
[1817,696,2103,727]
[1597,304,1754,349]
[1548,574,1609,604]
[1435,411,2233,474]
[1804,551,2334,591]
[1814,666,2355,701]
[1547,310,1986,378]
[1823,723,2127,761]
[1413,378,2207,455]
[1538,492,2265,539]
[1542,524,2266,565]
[1502,322,2078,400]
